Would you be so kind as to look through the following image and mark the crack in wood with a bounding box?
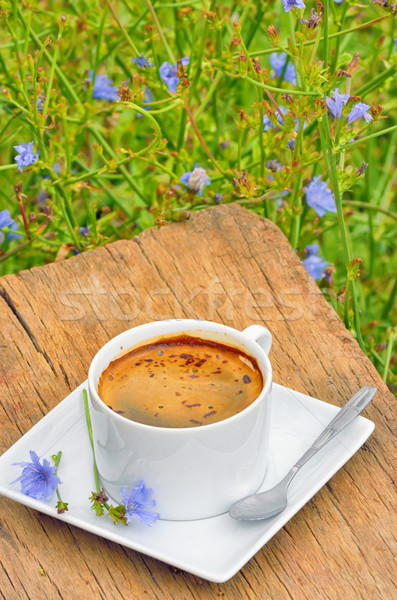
[58,363,71,390]
[0,285,57,377]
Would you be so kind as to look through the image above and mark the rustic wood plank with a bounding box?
[0,204,396,600]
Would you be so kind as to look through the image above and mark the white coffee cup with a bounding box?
[88,319,273,521]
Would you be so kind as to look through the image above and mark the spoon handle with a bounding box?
[295,385,377,469]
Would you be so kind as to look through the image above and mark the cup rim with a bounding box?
[87,319,273,433]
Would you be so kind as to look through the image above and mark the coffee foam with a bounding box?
[98,335,263,428]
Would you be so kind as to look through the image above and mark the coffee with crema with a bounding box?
[98,335,263,428]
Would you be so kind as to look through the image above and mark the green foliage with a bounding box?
[0,1,395,388]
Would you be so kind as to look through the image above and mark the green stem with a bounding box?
[0,239,30,263]
[343,278,351,329]
[289,68,306,249]
[148,101,183,115]
[323,0,329,68]
[355,65,396,99]
[125,153,179,181]
[342,202,397,222]
[105,0,139,55]
[83,388,101,494]
[23,8,32,58]
[309,24,322,64]
[144,0,175,63]
[42,20,65,116]
[288,10,296,46]
[0,28,53,50]
[321,115,365,350]
[56,190,81,249]
[123,101,163,152]
[239,0,254,30]
[195,71,223,122]
[176,109,188,152]
[372,129,397,208]
[0,163,18,172]
[183,95,225,175]
[338,124,397,151]
[338,79,351,171]
[160,0,201,6]
[257,90,265,180]
[237,128,244,172]
[92,8,108,86]
[330,1,348,73]
[382,333,395,382]
[289,172,303,249]
[297,40,306,92]
[190,0,216,92]
[245,4,264,48]
[241,74,318,96]
[382,278,397,321]
[61,114,71,174]
[368,211,375,280]
[51,451,67,508]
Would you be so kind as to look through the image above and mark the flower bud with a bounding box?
[230,34,241,48]
[237,53,248,78]
[267,25,279,46]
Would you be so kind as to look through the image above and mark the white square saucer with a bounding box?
[0,382,374,583]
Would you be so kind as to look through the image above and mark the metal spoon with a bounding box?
[229,385,377,521]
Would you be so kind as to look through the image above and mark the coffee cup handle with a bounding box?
[242,325,272,355]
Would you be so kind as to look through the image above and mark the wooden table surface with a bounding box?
[0,204,396,600]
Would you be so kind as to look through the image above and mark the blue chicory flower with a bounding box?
[143,88,153,108]
[0,209,21,245]
[159,57,189,94]
[79,226,89,237]
[88,70,118,101]
[325,88,350,119]
[282,0,306,12]
[35,97,44,111]
[181,166,211,196]
[13,141,40,173]
[12,450,61,502]
[132,53,154,68]
[266,160,289,205]
[334,0,345,3]
[214,193,223,204]
[346,102,373,125]
[263,106,287,131]
[266,159,283,181]
[287,138,295,151]
[263,107,303,133]
[302,243,329,280]
[305,175,337,217]
[269,52,297,85]
[119,481,160,526]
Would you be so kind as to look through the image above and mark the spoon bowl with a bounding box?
[229,386,377,521]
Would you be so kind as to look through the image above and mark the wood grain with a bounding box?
[0,204,395,600]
